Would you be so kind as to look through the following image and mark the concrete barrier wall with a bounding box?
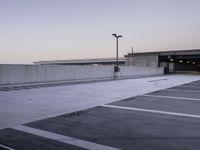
[0,64,163,85]
[120,66,163,77]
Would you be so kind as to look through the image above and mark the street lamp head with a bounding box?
[112,33,123,38]
[112,33,117,37]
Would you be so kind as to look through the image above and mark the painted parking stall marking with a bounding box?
[179,85,200,88]
[164,88,200,93]
[0,144,16,150]
[0,128,88,150]
[169,85,200,91]
[144,88,200,99]
[24,101,200,150]
[102,104,200,119]
[12,125,120,150]
[143,94,200,101]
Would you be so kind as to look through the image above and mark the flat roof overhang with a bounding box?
[125,49,200,57]
[34,58,125,65]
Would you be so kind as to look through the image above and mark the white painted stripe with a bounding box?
[164,89,200,93]
[12,125,120,150]
[0,144,16,150]
[143,94,200,101]
[180,85,200,88]
[185,83,200,86]
[102,105,200,119]
[147,78,168,82]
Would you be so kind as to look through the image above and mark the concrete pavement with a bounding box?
[1,74,200,149]
[0,74,200,130]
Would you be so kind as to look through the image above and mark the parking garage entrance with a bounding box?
[125,49,200,74]
[159,54,200,73]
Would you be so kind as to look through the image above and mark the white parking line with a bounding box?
[180,85,200,88]
[102,105,200,119]
[184,83,200,86]
[164,89,200,93]
[143,94,200,101]
[12,125,120,150]
[147,78,168,82]
[0,144,16,150]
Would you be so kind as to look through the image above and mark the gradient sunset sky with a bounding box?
[0,0,200,64]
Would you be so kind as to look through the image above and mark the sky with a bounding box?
[0,0,200,64]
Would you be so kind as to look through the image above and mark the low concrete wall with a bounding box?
[120,66,163,77]
[0,64,163,85]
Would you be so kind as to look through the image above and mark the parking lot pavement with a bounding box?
[1,79,200,150]
[146,89,200,99]
[23,106,200,150]
[169,85,200,91]
[0,128,87,150]
[109,95,200,115]
[183,82,200,87]
[1,76,200,150]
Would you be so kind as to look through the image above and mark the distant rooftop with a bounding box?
[125,49,200,56]
[34,57,125,65]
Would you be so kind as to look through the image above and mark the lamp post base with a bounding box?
[114,66,121,78]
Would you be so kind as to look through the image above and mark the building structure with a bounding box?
[34,58,125,66]
[125,49,200,73]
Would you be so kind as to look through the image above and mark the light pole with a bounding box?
[112,33,123,66]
